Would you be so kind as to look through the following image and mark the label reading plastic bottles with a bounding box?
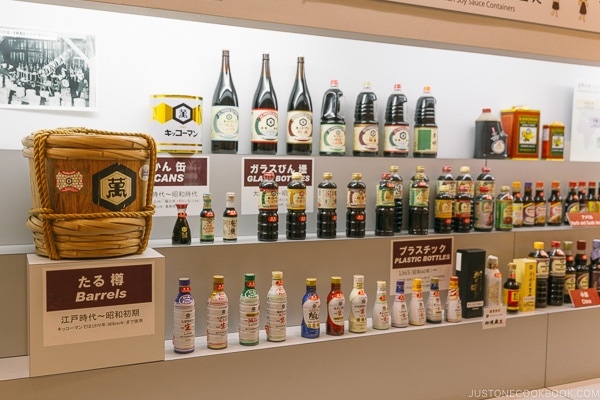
[384,125,409,154]
[251,109,278,142]
[320,124,346,154]
[287,111,313,144]
[211,106,239,140]
[353,124,379,153]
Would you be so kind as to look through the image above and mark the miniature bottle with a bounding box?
[575,240,589,290]
[239,273,260,346]
[512,181,523,228]
[389,165,404,233]
[251,53,278,154]
[383,83,409,157]
[533,181,547,226]
[301,278,321,339]
[258,171,279,241]
[326,276,345,336]
[266,271,287,342]
[485,255,502,307]
[473,185,494,232]
[453,184,472,233]
[207,275,228,350]
[547,241,566,306]
[589,239,600,297]
[563,181,579,225]
[349,274,368,333]
[522,182,535,227]
[547,181,562,226]
[287,56,313,155]
[200,193,215,243]
[317,172,337,239]
[286,172,307,240]
[495,186,513,231]
[426,277,442,324]
[173,277,195,354]
[445,276,462,323]
[223,192,238,242]
[319,79,346,156]
[391,279,409,328]
[353,81,379,157]
[375,172,395,236]
[578,182,588,213]
[503,263,520,314]
[587,182,598,213]
[172,203,191,245]
[529,241,549,309]
[413,86,438,158]
[211,49,239,154]
[346,172,366,238]
[408,278,425,326]
[563,241,576,303]
[434,184,453,234]
[372,280,390,330]
[408,172,430,235]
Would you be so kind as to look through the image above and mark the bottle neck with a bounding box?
[222,54,231,75]
[262,56,271,79]
[330,283,341,291]
[213,282,224,291]
[296,59,305,81]
[179,286,191,293]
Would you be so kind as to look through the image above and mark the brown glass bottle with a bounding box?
[453,184,472,233]
[251,54,278,155]
[326,276,345,336]
[286,56,313,155]
[529,241,549,309]
[346,172,366,238]
[522,182,534,227]
[547,181,562,226]
[258,172,279,241]
[563,181,579,225]
[533,181,546,226]
[563,241,576,303]
[503,262,520,314]
[575,240,589,290]
[211,50,239,154]
[547,241,566,306]
[408,172,429,235]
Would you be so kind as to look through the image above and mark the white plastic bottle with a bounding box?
[173,277,195,353]
[372,280,390,330]
[445,276,462,323]
[426,277,442,324]
[391,279,408,328]
[408,278,425,326]
[485,255,503,307]
[207,275,228,350]
[266,271,287,342]
[349,274,368,333]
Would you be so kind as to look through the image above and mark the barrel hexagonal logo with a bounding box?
[92,163,137,211]
[173,103,193,124]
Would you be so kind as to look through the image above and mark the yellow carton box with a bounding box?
[514,258,537,312]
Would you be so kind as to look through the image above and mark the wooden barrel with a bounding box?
[22,127,157,259]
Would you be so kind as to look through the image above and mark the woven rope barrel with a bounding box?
[22,127,156,259]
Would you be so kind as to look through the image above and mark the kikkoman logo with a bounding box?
[92,163,137,211]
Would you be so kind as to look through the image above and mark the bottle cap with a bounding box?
[213,275,224,284]
[579,181,587,188]
[323,172,333,180]
[459,166,470,173]
[442,166,452,173]
[331,276,341,284]
[377,280,387,290]
[353,274,364,283]
[551,181,560,188]
[203,193,212,201]
[263,171,275,180]
[330,79,339,87]
[412,278,422,290]
[390,165,399,173]
[590,182,597,188]
[416,166,426,173]
[430,277,439,285]
[563,241,573,250]
[568,181,577,187]
[534,241,545,250]
[352,172,362,180]
[306,278,317,286]
[271,271,283,280]
[482,108,491,113]
[423,86,431,93]
[226,192,235,200]
[291,172,302,181]
[500,185,510,192]
[244,273,256,282]
[512,181,521,189]
[524,182,532,188]
[178,277,191,286]
[481,166,491,173]
[487,255,498,265]
[536,181,544,188]
[550,240,561,248]
[577,240,586,251]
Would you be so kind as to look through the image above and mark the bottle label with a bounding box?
[503,288,519,311]
[445,297,462,323]
[353,124,379,153]
[477,181,496,197]
[577,273,589,289]
[347,188,366,208]
[548,201,562,224]
[454,199,472,219]
[512,202,523,226]
[458,180,475,197]
[408,295,425,325]
[413,126,438,153]
[327,294,345,327]
[523,203,535,225]
[173,296,195,352]
[287,111,313,144]
[383,124,409,154]
[319,123,346,154]
[425,292,442,322]
[409,187,429,207]
[349,289,367,332]
[474,199,494,230]
[302,295,321,329]
[566,202,579,214]
[259,187,278,209]
[251,109,279,142]
[201,217,215,240]
[536,259,550,278]
[373,300,390,329]
[437,180,456,197]
[318,188,337,209]
[223,216,237,240]
[211,106,239,141]
[564,274,576,294]
[376,183,395,207]
[391,299,408,327]
[435,198,453,219]
[392,181,403,200]
[535,203,547,225]
[287,187,306,210]
[549,257,566,276]
[495,200,513,229]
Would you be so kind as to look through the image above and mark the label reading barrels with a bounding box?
[92,163,137,211]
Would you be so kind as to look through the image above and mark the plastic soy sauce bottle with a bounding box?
[475,166,495,197]
[326,276,345,336]
[425,277,442,324]
[286,172,307,240]
[473,185,494,232]
[239,273,260,346]
[258,171,279,241]
[251,53,278,155]
[301,278,321,339]
[434,184,453,234]
[286,56,313,155]
[222,192,238,242]
[437,166,456,198]
[173,278,195,354]
[474,108,507,159]
[211,49,239,154]
[547,240,566,306]
[319,79,346,156]
[383,83,409,157]
[317,172,337,239]
[346,172,366,238]
[563,241,576,303]
[408,172,430,235]
[266,271,287,342]
[391,279,408,328]
[372,280,390,330]
[413,86,438,158]
[453,184,472,233]
[352,81,379,157]
[207,275,228,350]
[389,165,404,233]
[529,241,549,309]
[375,172,395,236]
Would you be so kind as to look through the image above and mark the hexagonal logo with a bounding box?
[173,103,193,124]
[92,163,137,211]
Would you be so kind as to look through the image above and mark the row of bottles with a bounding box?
[211,50,438,157]
[172,272,463,353]
[173,166,600,244]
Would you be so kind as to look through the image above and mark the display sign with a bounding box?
[28,250,165,377]
[569,288,600,308]
[566,212,600,227]
[482,305,507,329]
[153,155,209,216]
[386,1,600,34]
[241,157,314,215]
[390,237,454,293]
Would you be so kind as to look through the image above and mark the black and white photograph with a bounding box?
[0,27,95,110]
